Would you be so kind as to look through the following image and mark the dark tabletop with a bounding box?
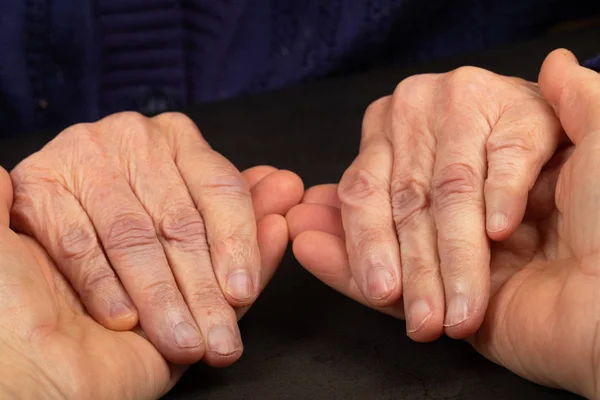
[2,25,600,400]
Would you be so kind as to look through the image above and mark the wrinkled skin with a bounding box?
[288,50,600,398]
[0,166,292,399]
[9,112,304,366]
[300,62,563,342]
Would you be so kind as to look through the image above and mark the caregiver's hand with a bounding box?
[289,66,562,341]
[10,112,303,365]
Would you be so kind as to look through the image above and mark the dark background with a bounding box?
[2,24,599,400]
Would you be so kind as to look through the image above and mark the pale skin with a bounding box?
[288,49,600,398]
[0,165,298,399]
[291,62,564,342]
[9,113,304,366]
[3,48,600,399]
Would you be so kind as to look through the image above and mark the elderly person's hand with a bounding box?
[0,166,290,399]
[288,63,562,341]
[9,112,303,366]
[288,49,600,398]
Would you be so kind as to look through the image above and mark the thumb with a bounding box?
[0,167,12,227]
[538,48,600,144]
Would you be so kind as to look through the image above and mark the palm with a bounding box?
[0,229,181,399]
[476,138,600,394]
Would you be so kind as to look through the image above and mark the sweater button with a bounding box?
[137,89,173,116]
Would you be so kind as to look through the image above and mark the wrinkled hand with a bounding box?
[288,49,600,398]
[10,112,303,365]
[0,166,291,399]
[288,65,562,341]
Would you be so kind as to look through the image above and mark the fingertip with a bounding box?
[242,165,278,188]
[292,230,349,281]
[202,347,244,368]
[159,333,207,365]
[251,170,305,219]
[484,185,528,241]
[94,307,139,331]
[257,213,289,275]
[303,184,341,207]
[443,298,487,340]
[364,268,403,308]
[286,203,344,241]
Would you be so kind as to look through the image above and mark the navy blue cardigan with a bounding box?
[1,0,599,136]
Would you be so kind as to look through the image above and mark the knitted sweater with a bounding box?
[0,0,599,136]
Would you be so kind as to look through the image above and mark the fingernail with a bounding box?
[207,325,240,356]
[226,270,253,301]
[487,212,508,233]
[173,322,202,348]
[407,300,432,333]
[367,268,394,300]
[109,301,135,319]
[444,297,470,327]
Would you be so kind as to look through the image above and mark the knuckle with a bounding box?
[402,256,440,286]
[158,112,196,131]
[390,175,430,231]
[392,75,435,110]
[440,67,491,114]
[440,239,482,279]
[487,130,543,172]
[338,167,386,205]
[158,205,208,250]
[79,267,120,299]
[10,176,64,230]
[363,96,391,124]
[109,112,153,146]
[445,66,488,87]
[212,228,256,265]
[143,280,182,309]
[201,169,250,199]
[432,163,481,210]
[184,280,230,311]
[57,223,99,264]
[352,227,387,254]
[59,122,96,142]
[104,212,157,252]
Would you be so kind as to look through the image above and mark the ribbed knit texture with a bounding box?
[1,0,599,136]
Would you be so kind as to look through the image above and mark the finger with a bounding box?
[236,214,289,320]
[539,49,600,144]
[388,77,445,341]
[485,89,563,241]
[526,145,574,220]
[241,166,278,188]
[0,167,12,227]
[9,171,138,331]
[162,114,261,308]
[429,84,490,339]
[287,203,345,241]
[0,169,59,331]
[338,136,402,307]
[119,137,243,367]
[303,184,341,208]
[249,170,304,219]
[337,98,402,308]
[292,230,404,319]
[75,162,204,364]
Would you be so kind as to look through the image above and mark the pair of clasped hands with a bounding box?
[2,49,600,399]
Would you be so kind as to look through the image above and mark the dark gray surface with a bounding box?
[3,25,599,400]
